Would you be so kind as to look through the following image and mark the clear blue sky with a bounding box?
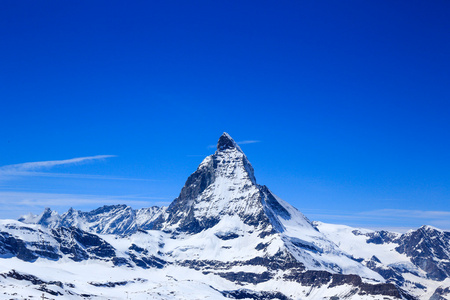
[1,1,449,231]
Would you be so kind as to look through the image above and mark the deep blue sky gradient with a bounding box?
[1,1,449,230]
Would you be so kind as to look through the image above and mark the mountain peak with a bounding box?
[217,132,242,152]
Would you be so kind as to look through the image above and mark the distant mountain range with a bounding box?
[1,133,449,299]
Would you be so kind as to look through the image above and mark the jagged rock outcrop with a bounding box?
[395,225,450,281]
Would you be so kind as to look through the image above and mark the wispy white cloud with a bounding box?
[358,209,450,230]
[303,208,450,232]
[0,155,121,181]
[305,208,450,221]
[0,155,116,174]
[3,171,157,181]
[237,140,261,145]
[0,191,170,208]
[358,209,450,219]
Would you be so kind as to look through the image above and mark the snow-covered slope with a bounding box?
[0,218,410,300]
[315,221,450,299]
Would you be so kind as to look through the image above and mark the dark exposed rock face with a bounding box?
[221,289,291,300]
[363,255,408,288]
[128,254,166,269]
[125,243,167,269]
[217,271,272,284]
[153,154,217,234]
[329,273,362,287]
[178,251,305,274]
[430,286,450,300]
[0,269,77,297]
[0,229,60,262]
[0,224,122,264]
[351,229,399,244]
[89,280,129,287]
[395,226,450,281]
[245,253,306,271]
[51,227,116,261]
[38,286,63,296]
[366,264,405,286]
[285,270,333,286]
[260,185,291,221]
[359,282,406,298]
[1,270,65,289]
[366,230,398,244]
[0,231,38,261]
[215,232,240,240]
[217,132,238,151]
[284,270,413,299]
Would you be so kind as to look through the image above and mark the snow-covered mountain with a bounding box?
[1,133,448,299]
[19,204,165,235]
[315,222,450,300]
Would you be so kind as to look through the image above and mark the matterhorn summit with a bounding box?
[152,133,383,277]
[154,132,309,236]
[153,132,261,233]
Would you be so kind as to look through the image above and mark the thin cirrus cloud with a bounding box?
[358,209,450,231]
[305,208,450,221]
[0,155,120,180]
[237,140,261,145]
[2,171,156,181]
[304,208,450,231]
[0,155,157,181]
[0,191,170,207]
[0,155,116,173]
[358,209,450,230]
[358,209,450,219]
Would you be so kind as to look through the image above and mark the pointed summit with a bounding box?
[217,132,242,152]
[18,207,61,227]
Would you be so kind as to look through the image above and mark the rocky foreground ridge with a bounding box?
[1,133,449,299]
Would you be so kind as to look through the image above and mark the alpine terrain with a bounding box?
[1,133,449,299]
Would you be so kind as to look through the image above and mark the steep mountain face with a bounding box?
[153,133,265,234]
[3,133,449,299]
[396,226,450,281]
